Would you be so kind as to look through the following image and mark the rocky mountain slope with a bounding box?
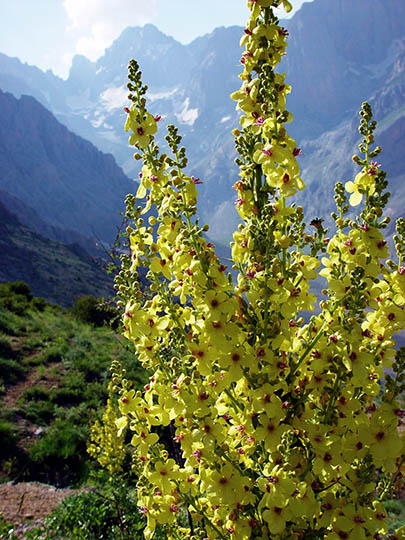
[0,189,99,254]
[0,90,134,243]
[0,199,114,306]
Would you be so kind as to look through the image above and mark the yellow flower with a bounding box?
[117,389,141,416]
[125,109,157,149]
[358,419,402,471]
[255,413,289,453]
[345,169,376,206]
[148,458,181,492]
[202,462,241,505]
[130,428,159,457]
[262,500,292,535]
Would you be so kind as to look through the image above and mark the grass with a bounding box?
[0,281,146,487]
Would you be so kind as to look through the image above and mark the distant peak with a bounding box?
[113,24,178,47]
[71,54,95,67]
[68,54,97,83]
[142,23,161,33]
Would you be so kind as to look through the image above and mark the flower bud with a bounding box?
[278,235,291,249]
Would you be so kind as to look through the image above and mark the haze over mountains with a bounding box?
[0,0,404,302]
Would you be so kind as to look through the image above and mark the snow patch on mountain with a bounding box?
[91,111,106,128]
[176,98,198,126]
[100,86,128,111]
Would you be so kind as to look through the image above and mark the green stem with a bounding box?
[378,458,403,500]
[323,365,344,423]
[288,322,326,380]
[216,446,246,477]
[181,493,228,540]
[224,388,244,412]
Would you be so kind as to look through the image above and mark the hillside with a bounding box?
[0,189,99,254]
[0,90,134,243]
[0,199,114,306]
[0,282,145,488]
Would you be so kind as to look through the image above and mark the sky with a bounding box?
[0,0,312,79]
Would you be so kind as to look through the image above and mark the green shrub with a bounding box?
[22,386,51,402]
[0,420,18,461]
[41,475,146,540]
[31,297,47,312]
[0,295,30,316]
[30,420,86,461]
[0,514,18,540]
[21,335,45,355]
[383,499,405,532]
[0,310,16,335]
[50,387,83,407]
[40,345,66,364]
[0,334,14,358]
[28,342,68,367]
[71,295,118,327]
[7,281,33,301]
[72,334,93,350]
[28,420,89,485]
[20,400,55,424]
[0,357,26,385]
[0,282,33,316]
[63,347,85,367]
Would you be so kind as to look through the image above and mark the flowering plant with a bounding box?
[110,1,405,538]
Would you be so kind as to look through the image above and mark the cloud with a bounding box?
[63,0,157,60]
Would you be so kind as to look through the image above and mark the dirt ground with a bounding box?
[0,482,80,538]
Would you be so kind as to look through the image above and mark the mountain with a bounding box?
[0,189,100,254]
[283,0,405,140]
[0,0,403,243]
[0,90,134,243]
[0,53,67,113]
[296,34,405,230]
[0,199,114,306]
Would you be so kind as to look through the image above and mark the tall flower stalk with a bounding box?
[108,1,405,538]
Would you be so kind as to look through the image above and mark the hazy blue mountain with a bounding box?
[0,0,403,243]
[296,36,405,230]
[284,0,405,140]
[0,199,114,306]
[0,52,67,112]
[0,189,100,254]
[0,90,134,243]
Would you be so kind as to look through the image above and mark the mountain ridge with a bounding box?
[0,89,134,243]
[0,198,114,306]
